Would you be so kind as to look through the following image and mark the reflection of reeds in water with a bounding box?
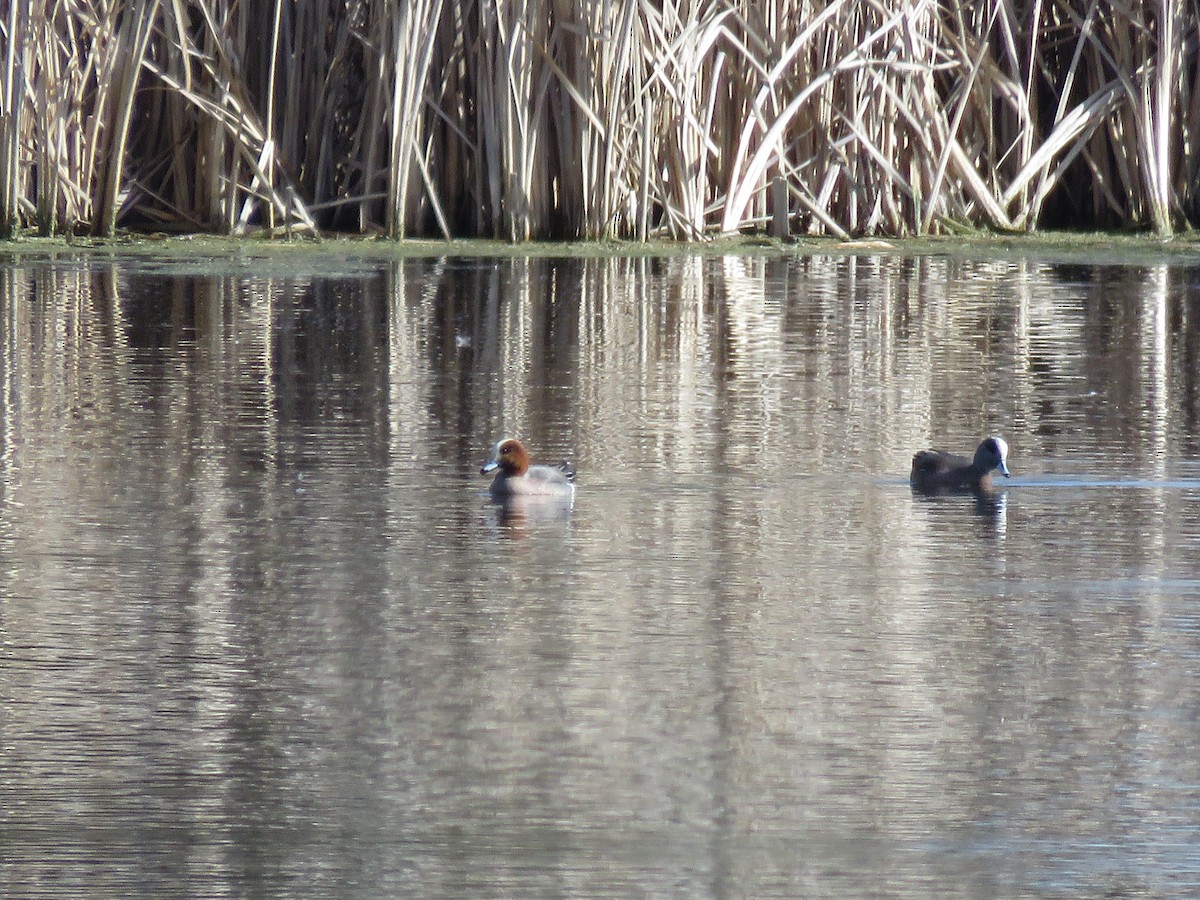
[1,254,1197,482]
[1,0,1197,240]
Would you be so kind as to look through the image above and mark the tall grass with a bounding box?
[0,0,1197,240]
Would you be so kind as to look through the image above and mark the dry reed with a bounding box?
[0,0,1196,240]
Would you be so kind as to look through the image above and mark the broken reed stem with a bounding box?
[1,0,1197,240]
[95,0,163,237]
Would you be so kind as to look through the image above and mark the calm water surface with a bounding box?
[3,246,1200,896]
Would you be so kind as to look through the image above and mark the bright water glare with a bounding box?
[3,246,1200,897]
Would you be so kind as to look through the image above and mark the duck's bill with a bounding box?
[998,461,1011,477]
[480,461,498,475]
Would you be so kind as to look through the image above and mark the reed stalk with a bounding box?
[386,0,447,239]
[0,0,25,238]
[93,0,162,236]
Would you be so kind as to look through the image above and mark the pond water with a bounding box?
[3,243,1200,896]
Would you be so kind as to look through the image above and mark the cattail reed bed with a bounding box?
[1,0,1196,241]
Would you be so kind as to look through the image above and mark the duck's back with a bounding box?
[492,463,575,497]
[911,449,970,477]
[910,449,983,490]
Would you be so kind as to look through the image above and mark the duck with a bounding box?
[480,438,575,499]
[910,436,1011,493]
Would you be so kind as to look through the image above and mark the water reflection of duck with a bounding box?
[486,492,574,532]
[910,436,1011,493]
[480,438,576,500]
[973,489,1008,532]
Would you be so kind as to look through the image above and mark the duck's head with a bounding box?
[481,438,530,477]
[976,436,1011,477]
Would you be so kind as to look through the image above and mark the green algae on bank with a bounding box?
[2,230,1200,274]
